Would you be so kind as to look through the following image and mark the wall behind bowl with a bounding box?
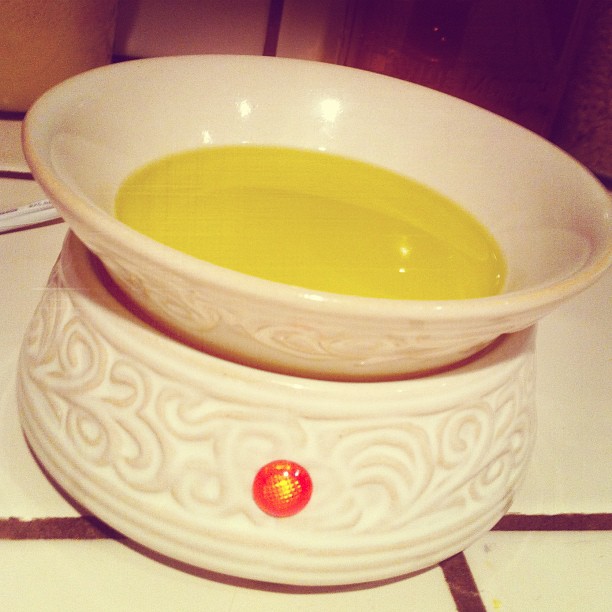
[113,0,349,59]
[113,0,271,56]
[112,0,609,181]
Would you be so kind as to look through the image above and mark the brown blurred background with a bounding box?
[112,0,611,181]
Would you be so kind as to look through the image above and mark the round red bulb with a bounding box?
[253,460,313,517]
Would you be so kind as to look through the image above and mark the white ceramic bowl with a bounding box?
[18,231,537,586]
[23,55,611,380]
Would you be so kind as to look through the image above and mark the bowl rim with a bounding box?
[22,54,612,322]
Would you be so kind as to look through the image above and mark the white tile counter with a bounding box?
[1,115,610,611]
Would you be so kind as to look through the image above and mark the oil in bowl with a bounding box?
[114,146,505,300]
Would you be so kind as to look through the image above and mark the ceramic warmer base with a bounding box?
[17,232,537,586]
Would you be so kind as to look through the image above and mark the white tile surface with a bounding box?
[0,177,47,210]
[510,265,612,514]
[465,531,612,612]
[0,540,456,612]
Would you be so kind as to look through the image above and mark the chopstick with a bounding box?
[0,199,61,233]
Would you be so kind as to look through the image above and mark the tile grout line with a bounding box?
[0,170,34,181]
[0,517,490,610]
[0,517,488,611]
[2,513,610,608]
[2,513,611,540]
[0,516,126,540]
[439,552,487,612]
[492,513,612,531]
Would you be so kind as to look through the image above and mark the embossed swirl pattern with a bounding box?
[19,255,536,536]
[100,247,515,367]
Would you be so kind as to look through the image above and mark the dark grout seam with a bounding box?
[1,517,491,609]
[439,552,487,612]
[493,513,612,531]
[2,513,610,540]
[1,511,610,608]
[0,516,125,540]
[0,170,34,181]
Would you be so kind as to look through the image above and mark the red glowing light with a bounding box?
[252,460,313,517]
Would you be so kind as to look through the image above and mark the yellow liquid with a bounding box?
[114,146,505,300]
